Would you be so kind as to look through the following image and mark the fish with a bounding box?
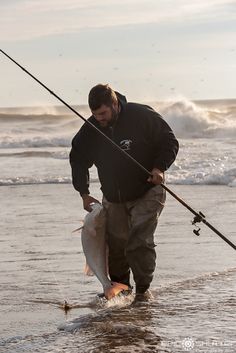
[80,203,129,300]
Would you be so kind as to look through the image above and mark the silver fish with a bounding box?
[80,203,129,300]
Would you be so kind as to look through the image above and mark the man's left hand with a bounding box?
[147,168,164,185]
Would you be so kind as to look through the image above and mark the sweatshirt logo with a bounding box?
[120,139,132,151]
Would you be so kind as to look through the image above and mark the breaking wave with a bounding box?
[0,99,235,187]
[0,177,98,186]
[0,99,235,148]
[0,150,68,159]
[157,98,236,139]
[0,172,235,187]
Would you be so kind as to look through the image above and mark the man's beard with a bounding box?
[108,107,119,127]
[102,107,118,128]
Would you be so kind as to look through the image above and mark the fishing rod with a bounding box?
[1,49,235,251]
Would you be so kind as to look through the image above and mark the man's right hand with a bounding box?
[81,194,100,212]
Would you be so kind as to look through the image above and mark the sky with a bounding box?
[0,0,236,107]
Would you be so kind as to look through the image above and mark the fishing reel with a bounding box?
[191,211,205,236]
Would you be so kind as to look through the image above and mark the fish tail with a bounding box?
[104,282,130,300]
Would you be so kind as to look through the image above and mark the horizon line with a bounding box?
[0,97,236,110]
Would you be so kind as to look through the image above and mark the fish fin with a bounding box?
[84,263,94,276]
[72,226,84,233]
[105,244,109,276]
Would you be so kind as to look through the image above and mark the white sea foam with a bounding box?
[0,176,99,186]
[0,134,72,149]
[167,166,236,187]
[157,98,236,138]
[0,98,235,148]
[0,99,235,187]
[0,176,71,186]
[0,150,69,159]
[0,172,235,187]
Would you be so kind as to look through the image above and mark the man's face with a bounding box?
[92,104,118,128]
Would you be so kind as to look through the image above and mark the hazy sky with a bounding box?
[0,0,235,107]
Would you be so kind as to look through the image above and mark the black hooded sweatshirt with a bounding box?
[69,93,179,203]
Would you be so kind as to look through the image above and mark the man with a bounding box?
[70,84,179,300]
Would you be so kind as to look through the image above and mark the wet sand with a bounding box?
[0,184,235,352]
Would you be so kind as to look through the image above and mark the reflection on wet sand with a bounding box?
[59,295,162,353]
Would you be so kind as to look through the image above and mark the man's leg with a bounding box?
[126,185,166,293]
[102,198,131,287]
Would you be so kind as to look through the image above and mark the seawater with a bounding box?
[0,98,236,352]
[0,98,236,187]
[0,183,235,353]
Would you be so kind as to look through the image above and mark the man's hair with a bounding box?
[88,84,117,110]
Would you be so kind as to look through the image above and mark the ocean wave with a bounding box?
[157,98,236,139]
[0,136,72,148]
[0,150,69,159]
[1,172,235,187]
[167,167,236,187]
[0,103,90,118]
[158,268,236,295]
[0,99,235,148]
[0,177,99,186]
[0,177,72,186]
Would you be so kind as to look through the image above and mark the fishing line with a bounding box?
[31,221,71,311]
[1,49,235,251]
